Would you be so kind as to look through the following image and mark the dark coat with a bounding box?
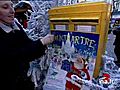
[113,26,120,64]
[0,22,46,90]
[113,26,120,46]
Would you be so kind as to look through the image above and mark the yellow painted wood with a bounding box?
[48,1,111,78]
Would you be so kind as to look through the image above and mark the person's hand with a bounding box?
[40,34,54,45]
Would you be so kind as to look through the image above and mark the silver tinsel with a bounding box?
[26,0,57,89]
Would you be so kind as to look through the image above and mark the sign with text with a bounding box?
[44,30,100,90]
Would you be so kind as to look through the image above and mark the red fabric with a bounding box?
[66,65,82,90]
[66,72,82,90]
[66,65,90,90]
[72,64,90,80]
[23,20,28,29]
[81,68,90,80]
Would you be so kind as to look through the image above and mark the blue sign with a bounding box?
[51,30,99,58]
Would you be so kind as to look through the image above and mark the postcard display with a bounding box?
[43,30,100,90]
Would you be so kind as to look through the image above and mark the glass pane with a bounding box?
[75,25,96,32]
[54,24,68,30]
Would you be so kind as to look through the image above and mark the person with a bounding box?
[0,1,54,90]
[113,26,120,67]
[14,1,33,28]
[14,11,28,28]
